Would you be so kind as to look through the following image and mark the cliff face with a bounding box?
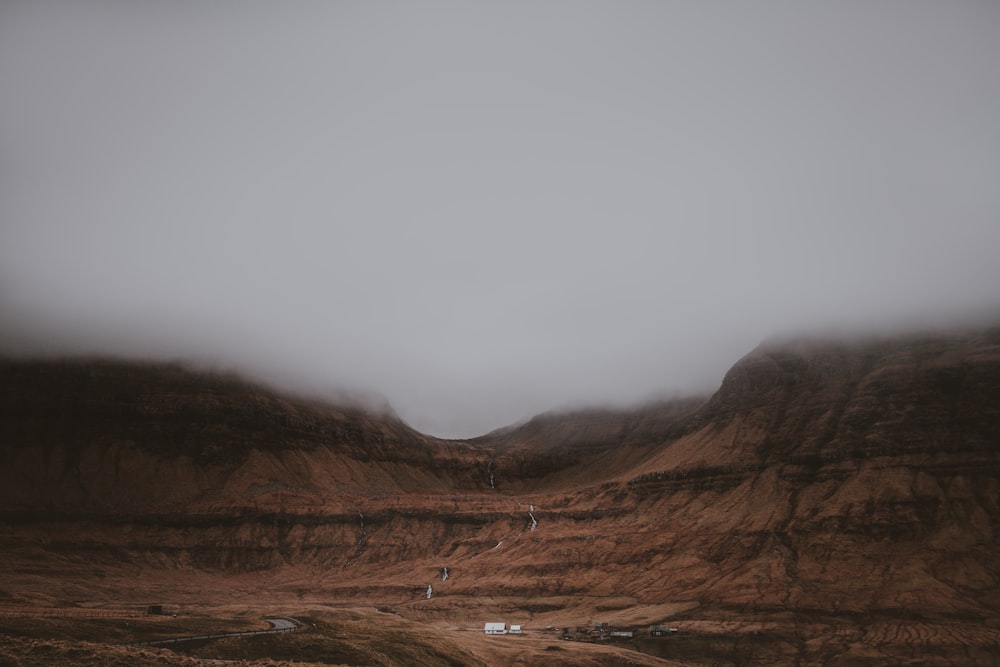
[2,328,1000,663]
[610,330,1000,614]
[0,359,490,512]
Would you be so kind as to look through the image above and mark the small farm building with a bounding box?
[484,622,507,635]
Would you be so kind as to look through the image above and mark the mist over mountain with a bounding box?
[2,4,1000,661]
[2,2,999,438]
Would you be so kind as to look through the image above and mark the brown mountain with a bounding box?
[1,326,999,666]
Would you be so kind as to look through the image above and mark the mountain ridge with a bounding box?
[2,325,999,665]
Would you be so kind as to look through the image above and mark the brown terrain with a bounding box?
[1,326,999,665]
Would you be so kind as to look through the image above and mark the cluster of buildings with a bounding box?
[559,621,679,641]
[482,620,679,638]
[483,622,522,635]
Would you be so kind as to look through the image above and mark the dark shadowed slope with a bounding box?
[0,358,491,512]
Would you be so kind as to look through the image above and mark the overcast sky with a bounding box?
[1,2,999,437]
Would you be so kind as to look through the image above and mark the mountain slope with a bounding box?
[1,326,999,665]
[0,358,491,512]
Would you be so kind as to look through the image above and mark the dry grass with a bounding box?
[0,604,686,667]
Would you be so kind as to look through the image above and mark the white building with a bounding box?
[509,625,523,634]
[484,622,507,635]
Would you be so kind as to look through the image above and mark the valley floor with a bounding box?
[2,589,999,666]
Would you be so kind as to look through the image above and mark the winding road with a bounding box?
[123,616,299,647]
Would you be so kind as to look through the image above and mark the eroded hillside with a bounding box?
[0,359,492,511]
[1,327,999,665]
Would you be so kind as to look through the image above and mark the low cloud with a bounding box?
[2,3,999,437]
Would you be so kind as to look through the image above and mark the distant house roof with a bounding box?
[650,625,678,634]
